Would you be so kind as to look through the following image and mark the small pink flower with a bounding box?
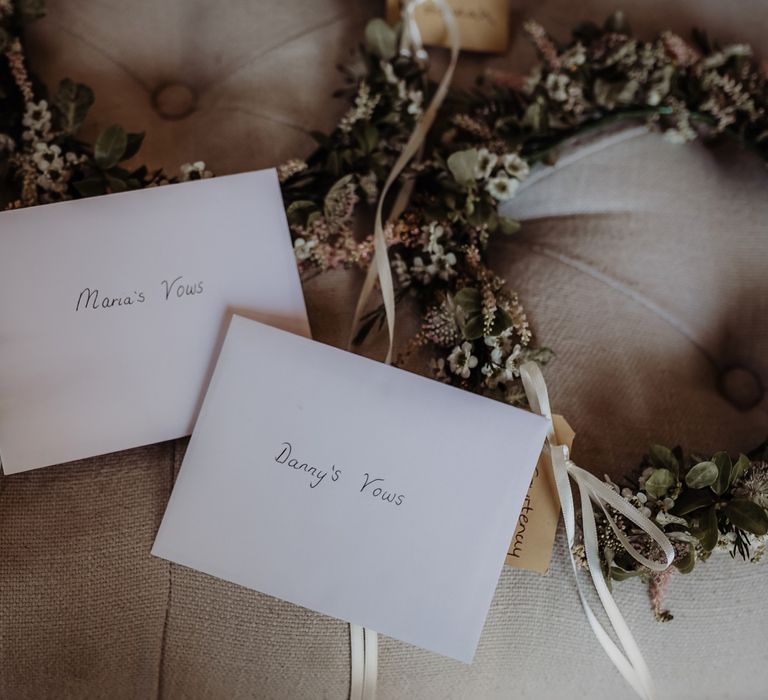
[661,31,701,67]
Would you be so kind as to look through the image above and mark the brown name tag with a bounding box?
[505,414,574,573]
[385,0,509,54]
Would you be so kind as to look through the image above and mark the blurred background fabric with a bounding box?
[1,1,765,698]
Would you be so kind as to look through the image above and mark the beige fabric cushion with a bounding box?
[4,1,765,698]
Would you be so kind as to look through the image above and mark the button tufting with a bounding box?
[718,366,764,411]
[151,82,197,120]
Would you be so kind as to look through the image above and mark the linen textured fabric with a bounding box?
[2,0,765,698]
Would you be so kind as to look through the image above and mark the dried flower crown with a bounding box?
[1,3,766,619]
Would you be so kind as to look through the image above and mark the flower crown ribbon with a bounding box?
[519,360,676,700]
[347,0,460,365]
[348,3,459,699]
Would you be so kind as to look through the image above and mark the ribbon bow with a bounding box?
[519,361,675,700]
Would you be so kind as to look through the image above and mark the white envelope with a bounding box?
[0,170,309,473]
[152,315,549,662]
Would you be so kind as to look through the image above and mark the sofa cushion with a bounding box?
[5,1,765,698]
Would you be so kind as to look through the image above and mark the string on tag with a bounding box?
[519,361,675,700]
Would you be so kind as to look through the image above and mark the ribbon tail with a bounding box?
[362,627,378,700]
[520,362,669,700]
[551,445,656,700]
[577,476,658,700]
[349,623,365,700]
[347,6,460,700]
[348,0,460,365]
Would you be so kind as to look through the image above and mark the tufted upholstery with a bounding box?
[2,1,766,698]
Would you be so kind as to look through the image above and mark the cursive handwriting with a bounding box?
[76,287,146,311]
[270,441,406,506]
[509,493,535,559]
[161,275,204,301]
[75,276,204,312]
[360,472,405,506]
[275,441,341,489]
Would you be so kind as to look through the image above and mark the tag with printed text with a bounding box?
[505,414,574,573]
[386,0,509,54]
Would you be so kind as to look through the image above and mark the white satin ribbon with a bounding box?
[348,4,460,700]
[349,624,377,700]
[347,0,460,364]
[519,361,675,700]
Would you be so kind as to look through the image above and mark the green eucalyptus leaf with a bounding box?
[285,200,316,225]
[711,451,732,495]
[323,174,354,219]
[72,176,106,198]
[609,565,641,581]
[671,488,716,516]
[696,504,718,552]
[364,18,397,60]
[685,461,718,489]
[129,165,148,180]
[326,151,340,176]
[724,499,768,536]
[673,547,695,574]
[95,125,128,170]
[731,454,749,484]
[649,445,679,478]
[106,176,128,193]
[454,288,482,314]
[463,315,485,341]
[490,307,513,336]
[363,123,379,153]
[498,217,521,235]
[644,468,676,499]
[121,132,145,161]
[54,79,95,135]
[522,100,545,131]
[447,149,479,186]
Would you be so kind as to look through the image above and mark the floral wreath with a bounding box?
[1,2,767,626]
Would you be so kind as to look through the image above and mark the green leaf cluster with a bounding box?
[73,125,147,197]
[664,450,768,557]
[453,288,513,341]
[53,79,94,135]
[604,446,768,588]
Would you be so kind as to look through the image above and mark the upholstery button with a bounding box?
[151,82,197,120]
[718,366,764,410]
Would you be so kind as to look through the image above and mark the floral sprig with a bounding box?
[280,19,558,405]
[577,441,768,621]
[0,0,207,211]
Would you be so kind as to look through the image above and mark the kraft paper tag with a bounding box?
[385,0,509,54]
[505,414,575,573]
